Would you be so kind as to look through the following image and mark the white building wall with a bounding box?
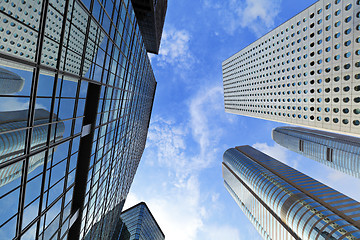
[223,0,360,136]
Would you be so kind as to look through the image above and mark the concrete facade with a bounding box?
[223,0,360,136]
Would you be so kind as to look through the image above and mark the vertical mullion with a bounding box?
[16,0,50,238]
[68,0,98,237]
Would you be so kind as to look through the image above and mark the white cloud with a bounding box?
[204,0,282,37]
[154,25,195,69]
[125,84,236,240]
[236,0,281,37]
[125,176,205,240]
[252,142,289,164]
[200,224,242,240]
[146,84,228,180]
[189,86,223,160]
[0,98,29,112]
[0,98,47,112]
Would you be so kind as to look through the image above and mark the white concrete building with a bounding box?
[223,0,360,136]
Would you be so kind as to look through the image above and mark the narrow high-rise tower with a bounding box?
[272,126,360,178]
[223,145,360,239]
[222,0,360,136]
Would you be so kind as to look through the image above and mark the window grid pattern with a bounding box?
[223,146,360,240]
[120,202,165,240]
[223,168,294,240]
[223,0,360,136]
[0,0,156,239]
[272,126,360,178]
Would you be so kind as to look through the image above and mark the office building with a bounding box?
[222,0,360,136]
[131,0,168,54]
[83,202,164,240]
[0,109,65,187]
[272,126,360,178]
[0,0,165,239]
[223,145,360,239]
[120,202,165,240]
[83,203,130,240]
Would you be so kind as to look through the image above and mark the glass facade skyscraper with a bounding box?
[120,202,165,240]
[83,202,164,240]
[272,126,360,178]
[0,0,166,239]
[223,145,360,240]
[131,0,168,54]
[222,0,360,136]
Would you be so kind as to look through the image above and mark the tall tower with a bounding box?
[222,0,360,136]
[0,0,166,239]
[131,0,168,54]
[83,202,164,240]
[223,145,360,240]
[120,202,165,240]
[272,126,360,178]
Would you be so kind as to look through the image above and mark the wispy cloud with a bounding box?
[0,98,47,112]
[203,0,282,37]
[124,84,238,240]
[146,84,226,180]
[200,224,242,240]
[125,176,205,240]
[252,142,289,164]
[152,25,195,69]
[0,98,30,112]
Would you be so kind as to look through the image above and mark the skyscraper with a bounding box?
[0,109,65,187]
[0,0,166,239]
[83,202,130,240]
[120,202,165,240]
[272,126,360,178]
[223,145,360,239]
[222,0,360,136]
[131,0,168,54]
[83,202,164,240]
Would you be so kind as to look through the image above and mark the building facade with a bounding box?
[0,0,165,239]
[120,202,165,240]
[223,145,360,240]
[0,109,65,187]
[272,126,360,178]
[83,203,130,240]
[0,0,105,80]
[131,0,168,54]
[223,0,360,136]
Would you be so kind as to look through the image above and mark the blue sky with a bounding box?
[123,0,360,239]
